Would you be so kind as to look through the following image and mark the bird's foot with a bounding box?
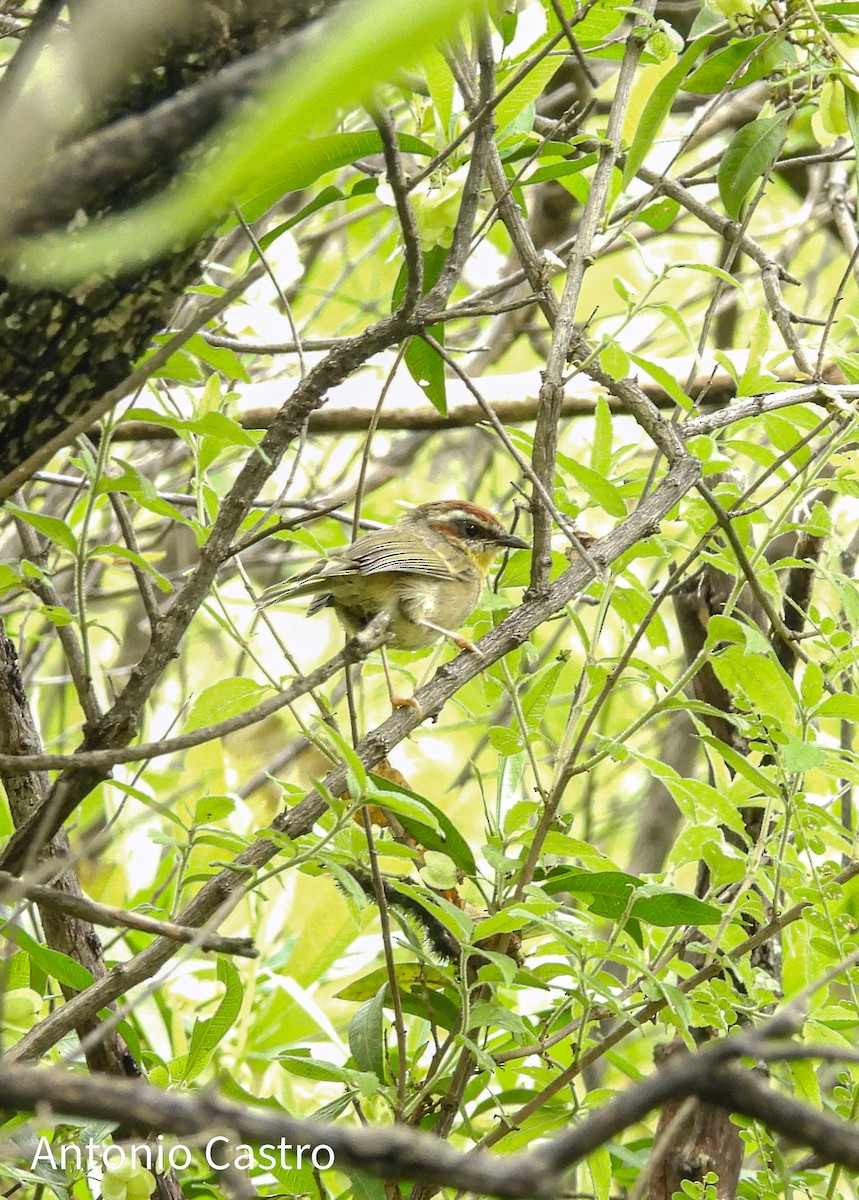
[453,634,484,657]
[391,695,424,718]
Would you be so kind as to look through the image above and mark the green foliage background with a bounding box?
[4,1,859,1198]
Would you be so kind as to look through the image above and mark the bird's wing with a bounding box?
[339,528,454,578]
[262,565,327,605]
[262,529,455,608]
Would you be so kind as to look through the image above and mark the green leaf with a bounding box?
[362,786,442,834]
[242,130,434,213]
[718,114,788,222]
[0,564,22,593]
[4,952,30,991]
[278,1055,353,1083]
[391,243,446,311]
[496,750,527,829]
[384,879,474,943]
[471,908,530,939]
[488,725,526,756]
[194,795,236,825]
[623,36,715,187]
[710,644,798,730]
[701,736,782,798]
[591,395,613,476]
[5,505,77,555]
[405,334,446,414]
[599,340,630,380]
[816,693,859,720]
[187,411,264,449]
[657,981,692,1028]
[469,1001,526,1033]
[424,51,455,134]
[88,543,172,592]
[493,6,518,45]
[335,962,449,1001]
[366,772,477,874]
[335,964,458,1028]
[629,352,692,410]
[683,35,777,95]
[631,886,721,927]
[392,247,447,413]
[521,660,566,734]
[495,56,559,136]
[524,153,598,185]
[539,869,720,926]
[737,308,772,394]
[267,1159,319,1197]
[844,86,859,174]
[278,886,362,988]
[148,341,203,383]
[320,724,368,799]
[94,456,190,524]
[673,262,744,289]
[312,1095,356,1123]
[179,333,250,382]
[587,1144,613,1200]
[1,921,95,991]
[780,737,827,773]
[257,180,371,248]
[183,678,271,733]
[638,196,680,231]
[558,0,626,45]
[560,456,627,517]
[183,958,244,1082]
[541,867,639,906]
[659,772,748,835]
[345,1170,387,1200]
[122,408,262,451]
[789,1057,822,1108]
[497,101,537,148]
[613,583,668,649]
[38,605,75,628]
[420,851,458,891]
[348,986,387,1080]
[800,661,824,710]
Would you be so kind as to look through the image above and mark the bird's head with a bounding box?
[404,500,529,575]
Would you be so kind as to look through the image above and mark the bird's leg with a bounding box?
[381,645,423,714]
[415,618,485,658]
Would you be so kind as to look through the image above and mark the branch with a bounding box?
[0,1,344,237]
[0,871,258,957]
[99,371,854,441]
[636,162,799,285]
[0,263,267,503]
[530,0,658,590]
[681,382,856,437]
[0,1063,550,1199]
[7,1031,859,1195]
[373,106,422,314]
[5,38,297,235]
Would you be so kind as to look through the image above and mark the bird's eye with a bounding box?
[463,521,482,538]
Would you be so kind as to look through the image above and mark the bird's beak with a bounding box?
[498,532,530,550]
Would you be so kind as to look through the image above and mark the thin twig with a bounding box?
[0,870,257,956]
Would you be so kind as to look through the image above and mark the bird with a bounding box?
[265,499,529,667]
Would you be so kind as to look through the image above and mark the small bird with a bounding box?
[268,499,529,656]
